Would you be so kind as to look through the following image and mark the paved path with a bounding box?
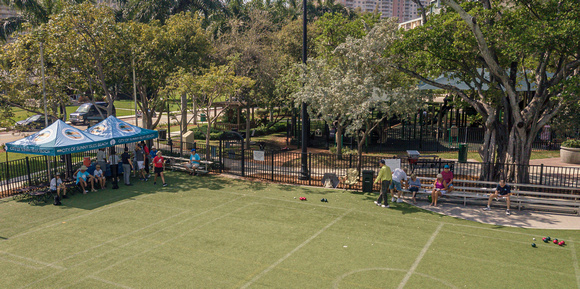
[408,199,580,230]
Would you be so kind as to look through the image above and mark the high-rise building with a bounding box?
[338,0,430,23]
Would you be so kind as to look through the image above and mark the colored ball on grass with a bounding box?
[533,238,536,241]
[321,198,325,202]
[553,239,559,244]
[531,243,536,247]
[559,241,565,246]
[546,236,551,241]
[543,238,548,243]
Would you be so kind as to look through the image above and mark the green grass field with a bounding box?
[1,173,579,288]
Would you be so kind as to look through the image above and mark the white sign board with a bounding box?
[383,159,401,171]
[253,150,265,161]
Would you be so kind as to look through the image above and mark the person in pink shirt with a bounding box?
[441,164,454,194]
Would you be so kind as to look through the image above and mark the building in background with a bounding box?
[338,0,430,23]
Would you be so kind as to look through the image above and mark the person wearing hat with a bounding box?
[373,159,392,208]
[74,165,95,194]
[441,164,454,194]
[153,151,167,186]
[185,148,201,176]
[50,173,67,206]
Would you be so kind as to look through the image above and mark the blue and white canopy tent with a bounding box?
[5,120,112,156]
[84,116,158,145]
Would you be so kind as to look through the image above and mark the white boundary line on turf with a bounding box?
[8,193,155,240]
[20,197,247,289]
[89,276,133,289]
[0,251,65,270]
[240,209,352,289]
[569,238,580,289]
[61,202,258,289]
[397,223,443,289]
[332,267,457,289]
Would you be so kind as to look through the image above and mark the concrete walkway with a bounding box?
[408,199,579,230]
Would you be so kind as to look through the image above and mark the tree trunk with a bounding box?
[181,92,188,132]
[336,124,343,158]
[206,111,212,160]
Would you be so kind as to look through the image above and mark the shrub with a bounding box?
[329,146,358,155]
[562,139,580,148]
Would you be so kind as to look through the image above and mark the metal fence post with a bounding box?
[25,157,32,185]
[241,144,245,177]
[539,164,544,185]
[271,151,274,181]
[308,153,312,186]
[349,154,353,168]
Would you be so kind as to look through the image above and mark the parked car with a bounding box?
[15,114,57,130]
[70,102,116,125]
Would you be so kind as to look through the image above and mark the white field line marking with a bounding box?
[47,209,191,266]
[63,203,257,289]
[0,251,65,270]
[397,223,443,289]
[332,267,457,289]
[9,193,154,240]
[89,276,133,289]
[0,256,43,270]
[569,238,580,289]
[21,197,246,289]
[240,209,352,289]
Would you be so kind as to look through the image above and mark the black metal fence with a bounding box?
[2,145,579,199]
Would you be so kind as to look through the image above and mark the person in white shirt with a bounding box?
[50,173,67,206]
[390,168,408,203]
[96,148,107,171]
[93,164,106,189]
[108,147,120,189]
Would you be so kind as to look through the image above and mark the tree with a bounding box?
[295,19,422,169]
[394,0,580,182]
[163,63,254,159]
[45,3,130,117]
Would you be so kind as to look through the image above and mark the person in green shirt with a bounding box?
[374,159,392,208]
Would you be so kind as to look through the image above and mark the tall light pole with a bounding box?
[299,0,309,180]
[40,42,51,181]
[132,56,138,127]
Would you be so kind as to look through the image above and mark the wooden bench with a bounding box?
[164,156,211,175]
[404,177,580,215]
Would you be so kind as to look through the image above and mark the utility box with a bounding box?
[183,131,195,149]
[362,170,375,193]
[458,143,468,163]
[158,129,167,140]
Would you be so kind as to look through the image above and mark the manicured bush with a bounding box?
[562,139,580,148]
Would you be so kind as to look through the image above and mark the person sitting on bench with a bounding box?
[94,164,106,189]
[441,165,454,194]
[75,165,95,194]
[185,149,201,176]
[407,174,421,203]
[430,174,448,207]
[483,180,512,215]
[50,173,67,206]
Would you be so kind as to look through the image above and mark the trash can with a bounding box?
[158,129,167,140]
[362,170,375,193]
[200,113,207,122]
[458,143,468,163]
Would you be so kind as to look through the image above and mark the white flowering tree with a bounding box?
[294,19,423,169]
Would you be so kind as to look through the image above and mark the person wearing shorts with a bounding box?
[50,173,66,205]
[407,174,421,203]
[153,151,167,187]
[430,174,448,207]
[135,145,147,181]
[93,164,106,189]
[373,159,392,208]
[390,168,408,203]
[441,165,454,194]
[185,149,201,176]
[483,180,512,215]
[75,165,95,194]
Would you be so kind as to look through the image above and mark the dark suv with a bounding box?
[15,114,57,130]
[70,102,116,125]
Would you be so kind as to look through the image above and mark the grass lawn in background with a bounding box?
[1,173,578,288]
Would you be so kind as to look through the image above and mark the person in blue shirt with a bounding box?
[185,149,201,176]
[74,165,95,194]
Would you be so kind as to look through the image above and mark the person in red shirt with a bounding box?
[441,165,454,194]
[153,151,167,187]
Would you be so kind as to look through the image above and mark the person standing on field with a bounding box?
[373,159,392,208]
[153,151,167,187]
[121,147,133,186]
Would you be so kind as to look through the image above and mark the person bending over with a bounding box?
[483,180,512,215]
[391,167,408,203]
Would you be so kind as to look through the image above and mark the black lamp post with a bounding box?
[299,0,309,180]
